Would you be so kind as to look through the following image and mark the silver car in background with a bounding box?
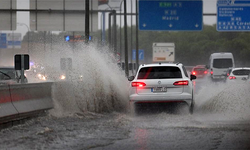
[227,67,250,84]
[128,63,196,114]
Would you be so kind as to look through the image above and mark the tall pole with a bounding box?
[102,12,106,45]
[131,0,133,74]
[136,0,139,70]
[85,0,89,43]
[113,10,117,56]
[124,0,128,77]
[120,0,124,65]
[108,13,112,48]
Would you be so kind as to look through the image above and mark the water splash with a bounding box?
[195,81,250,121]
[32,42,129,117]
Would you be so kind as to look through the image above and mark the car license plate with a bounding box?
[152,87,167,92]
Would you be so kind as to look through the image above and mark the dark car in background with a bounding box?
[191,65,208,78]
[0,67,28,85]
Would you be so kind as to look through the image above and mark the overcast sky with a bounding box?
[14,0,217,38]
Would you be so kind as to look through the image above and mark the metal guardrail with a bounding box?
[0,82,53,124]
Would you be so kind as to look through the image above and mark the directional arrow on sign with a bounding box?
[169,52,174,57]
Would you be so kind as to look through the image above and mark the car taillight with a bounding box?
[192,71,196,75]
[204,71,208,74]
[229,76,236,80]
[131,82,146,87]
[227,73,229,77]
[173,80,189,86]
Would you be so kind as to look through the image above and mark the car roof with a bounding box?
[139,63,182,68]
[195,65,206,67]
[232,67,250,71]
[211,52,233,57]
[0,67,15,69]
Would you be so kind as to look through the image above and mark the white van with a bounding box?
[208,52,235,81]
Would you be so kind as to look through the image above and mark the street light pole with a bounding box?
[136,0,139,70]
[124,0,129,77]
[85,0,90,44]
[119,0,124,65]
[131,0,133,74]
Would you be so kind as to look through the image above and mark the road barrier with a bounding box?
[0,82,53,124]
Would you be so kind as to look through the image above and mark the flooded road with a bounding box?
[1,78,250,150]
[1,112,250,150]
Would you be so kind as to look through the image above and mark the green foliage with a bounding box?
[121,24,250,66]
[23,24,250,66]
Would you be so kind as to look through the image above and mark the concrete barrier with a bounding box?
[0,82,53,124]
[0,85,19,122]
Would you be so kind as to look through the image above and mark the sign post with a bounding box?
[15,54,30,84]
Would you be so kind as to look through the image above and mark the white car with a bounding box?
[128,63,196,114]
[227,67,250,83]
[0,67,28,85]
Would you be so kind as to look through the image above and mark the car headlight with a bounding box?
[42,76,47,80]
[38,74,42,78]
[37,74,47,80]
[60,75,66,80]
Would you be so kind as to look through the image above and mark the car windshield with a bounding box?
[213,59,233,69]
[0,68,15,80]
[232,69,250,76]
[137,66,182,79]
[194,68,206,71]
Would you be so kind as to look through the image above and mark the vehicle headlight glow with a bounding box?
[60,75,66,80]
[42,76,47,80]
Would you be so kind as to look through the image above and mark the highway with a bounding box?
[1,77,250,150]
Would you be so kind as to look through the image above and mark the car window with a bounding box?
[213,59,233,68]
[182,66,189,77]
[137,66,182,79]
[194,68,206,71]
[232,69,250,76]
[0,69,16,79]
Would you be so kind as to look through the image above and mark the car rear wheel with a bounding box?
[189,102,194,114]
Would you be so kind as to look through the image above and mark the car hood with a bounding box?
[0,79,18,85]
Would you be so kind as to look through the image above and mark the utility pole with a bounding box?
[131,0,133,74]
[124,0,129,77]
[85,0,89,43]
[113,10,117,56]
[136,0,139,70]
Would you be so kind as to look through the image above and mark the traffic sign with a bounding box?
[0,33,7,48]
[139,0,203,31]
[132,49,144,60]
[15,54,30,70]
[217,0,250,31]
[64,35,92,42]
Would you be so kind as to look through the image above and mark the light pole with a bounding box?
[119,0,124,64]
[131,0,133,74]
[17,23,30,54]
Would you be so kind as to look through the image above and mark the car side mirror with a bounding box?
[128,76,135,81]
[190,75,196,81]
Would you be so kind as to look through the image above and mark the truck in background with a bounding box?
[152,43,175,63]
